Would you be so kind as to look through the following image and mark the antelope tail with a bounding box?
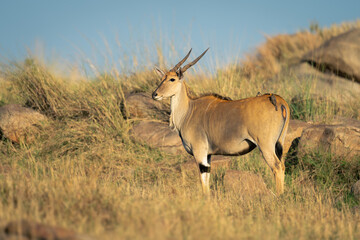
[275,104,289,161]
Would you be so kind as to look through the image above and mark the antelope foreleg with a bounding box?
[199,163,211,195]
[195,154,211,195]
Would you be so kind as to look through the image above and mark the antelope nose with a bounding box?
[152,92,158,100]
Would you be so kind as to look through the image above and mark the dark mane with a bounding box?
[193,93,232,101]
[183,83,232,101]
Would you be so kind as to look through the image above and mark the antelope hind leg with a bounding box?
[260,148,285,195]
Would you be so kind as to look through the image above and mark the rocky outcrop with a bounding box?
[289,62,360,100]
[0,104,47,143]
[302,28,360,83]
[286,29,360,101]
[298,119,360,158]
[125,93,169,121]
[130,120,183,154]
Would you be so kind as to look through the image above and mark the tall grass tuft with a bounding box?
[4,58,77,118]
[2,58,128,135]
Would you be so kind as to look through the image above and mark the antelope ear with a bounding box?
[154,67,165,77]
[177,68,183,80]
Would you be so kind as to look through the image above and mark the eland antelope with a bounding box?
[152,49,290,195]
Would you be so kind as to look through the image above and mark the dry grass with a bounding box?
[0,21,359,239]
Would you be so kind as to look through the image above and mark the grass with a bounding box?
[0,22,360,239]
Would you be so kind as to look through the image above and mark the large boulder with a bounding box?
[130,120,184,154]
[302,28,360,83]
[0,104,47,143]
[125,93,169,121]
[289,62,360,100]
[298,119,360,158]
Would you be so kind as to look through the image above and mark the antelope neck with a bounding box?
[170,81,191,131]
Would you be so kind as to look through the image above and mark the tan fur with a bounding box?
[152,50,290,195]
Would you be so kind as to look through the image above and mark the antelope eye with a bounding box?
[169,78,175,82]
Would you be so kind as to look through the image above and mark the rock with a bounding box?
[125,93,169,121]
[131,120,184,154]
[351,180,360,201]
[298,119,360,158]
[224,170,271,197]
[0,104,47,143]
[3,220,95,240]
[302,28,360,83]
[242,31,321,77]
[289,62,360,100]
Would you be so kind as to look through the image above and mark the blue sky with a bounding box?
[0,0,359,71]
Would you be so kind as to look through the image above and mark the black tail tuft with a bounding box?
[275,141,283,160]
